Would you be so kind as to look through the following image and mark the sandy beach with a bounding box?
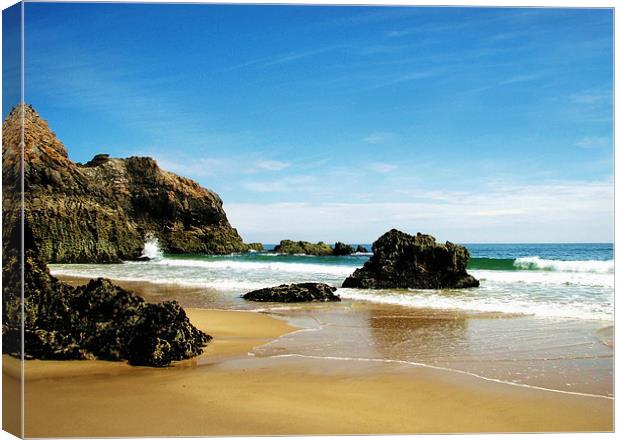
[3,300,613,437]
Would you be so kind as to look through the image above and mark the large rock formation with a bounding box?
[273,240,359,256]
[243,283,341,302]
[342,229,479,289]
[333,242,355,256]
[2,248,211,367]
[2,104,247,263]
[273,240,334,256]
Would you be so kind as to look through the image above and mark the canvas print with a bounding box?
[1,1,614,437]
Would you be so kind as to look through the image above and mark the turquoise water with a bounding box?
[50,241,614,321]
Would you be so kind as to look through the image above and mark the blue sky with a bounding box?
[16,3,613,243]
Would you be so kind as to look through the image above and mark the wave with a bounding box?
[338,288,613,321]
[468,256,613,274]
[513,256,614,273]
[129,257,355,276]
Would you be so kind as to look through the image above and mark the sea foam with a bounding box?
[514,256,614,273]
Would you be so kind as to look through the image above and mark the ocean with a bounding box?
[49,240,614,397]
[50,241,614,321]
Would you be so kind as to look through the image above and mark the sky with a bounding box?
[12,3,614,243]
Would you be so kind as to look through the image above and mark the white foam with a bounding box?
[470,269,613,288]
[514,256,614,274]
[337,288,613,321]
[149,258,355,276]
[140,234,164,261]
[258,354,612,400]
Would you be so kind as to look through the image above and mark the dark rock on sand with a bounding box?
[342,229,479,289]
[356,245,369,253]
[333,242,355,256]
[243,283,341,302]
[2,104,247,263]
[273,240,333,256]
[2,248,211,367]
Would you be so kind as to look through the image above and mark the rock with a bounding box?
[342,229,479,289]
[243,283,341,302]
[246,242,264,252]
[129,256,151,262]
[333,242,355,256]
[84,153,110,167]
[355,245,369,253]
[2,248,211,367]
[2,104,248,263]
[273,240,333,256]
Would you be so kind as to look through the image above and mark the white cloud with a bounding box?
[225,179,613,243]
[254,160,291,171]
[363,131,397,144]
[242,175,317,193]
[576,137,610,149]
[367,162,398,173]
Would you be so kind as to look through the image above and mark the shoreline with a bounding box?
[56,274,614,398]
[5,303,613,435]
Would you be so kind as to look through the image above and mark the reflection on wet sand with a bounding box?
[58,276,613,397]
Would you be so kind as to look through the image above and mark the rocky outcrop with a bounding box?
[355,245,369,253]
[243,283,341,302]
[273,240,361,256]
[2,104,247,263]
[246,242,264,252]
[333,242,355,256]
[274,240,334,256]
[2,248,211,367]
[342,229,479,289]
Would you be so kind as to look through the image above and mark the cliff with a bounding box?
[2,104,247,263]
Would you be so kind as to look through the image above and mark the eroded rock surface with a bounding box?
[2,104,247,263]
[243,283,341,302]
[2,249,211,367]
[342,229,479,289]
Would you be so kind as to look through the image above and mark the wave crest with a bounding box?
[513,256,613,274]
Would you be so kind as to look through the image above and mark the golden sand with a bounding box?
[2,307,613,437]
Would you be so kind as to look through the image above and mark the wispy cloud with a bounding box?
[460,73,543,95]
[363,131,398,145]
[226,44,346,70]
[226,179,613,243]
[576,137,610,149]
[569,90,610,105]
[254,160,291,171]
[242,175,317,193]
[367,162,398,173]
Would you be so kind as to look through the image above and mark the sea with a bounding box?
[49,240,614,397]
[50,240,614,321]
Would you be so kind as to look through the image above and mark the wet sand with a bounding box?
[4,276,612,436]
[1,307,612,436]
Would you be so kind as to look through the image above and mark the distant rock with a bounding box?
[83,153,110,167]
[333,242,355,256]
[355,245,369,253]
[2,104,248,263]
[246,242,264,252]
[274,240,333,256]
[2,249,211,367]
[342,229,479,289]
[243,283,341,302]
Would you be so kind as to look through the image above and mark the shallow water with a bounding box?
[52,242,614,398]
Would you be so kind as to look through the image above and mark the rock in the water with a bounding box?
[342,229,479,289]
[2,104,248,263]
[333,242,355,256]
[355,245,369,253]
[273,240,333,256]
[243,283,341,302]
[246,242,264,252]
[2,249,211,367]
